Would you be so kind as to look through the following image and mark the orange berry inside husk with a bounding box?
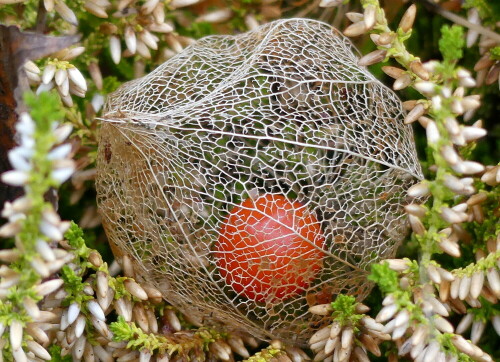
[215,194,325,303]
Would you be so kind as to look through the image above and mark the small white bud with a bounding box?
[460,161,485,175]
[54,0,78,25]
[68,302,81,325]
[110,36,121,64]
[87,300,106,321]
[124,26,137,54]
[196,8,232,23]
[426,121,440,144]
[441,145,459,165]
[48,144,72,161]
[462,126,486,142]
[42,64,56,84]
[1,170,29,186]
[408,182,430,198]
[363,5,376,30]
[10,320,23,350]
[51,167,75,184]
[320,0,343,7]
[67,67,87,92]
[431,95,442,110]
[414,81,436,94]
[36,81,54,95]
[170,0,200,8]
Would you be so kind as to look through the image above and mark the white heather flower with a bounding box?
[88,62,103,90]
[87,300,106,321]
[139,30,159,50]
[73,336,86,359]
[10,319,23,350]
[440,86,452,98]
[24,60,40,75]
[58,46,86,61]
[8,149,31,171]
[344,21,367,37]
[39,220,63,241]
[404,103,426,124]
[36,81,55,95]
[44,0,54,11]
[456,313,473,334]
[170,0,200,7]
[54,124,73,143]
[407,182,430,198]
[84,0,109,18]
[466,8,480,48]
[74,315,86,338]
[196,8,232,23]
[124,279,148,300]
[0,222,21,240]
[141,0,159,14]
[470,272,484,299]
[244,14,259,30]
[149,22,174,33]
[492,316,500,337]
[35,239,56,262]
[486,268,500,297]
[1,170,29,186]
[431,95,442,110]
[17,112,35,136]
[42,64,56,84]
[124,26,137,54]
[54,68,67,87]
[67,67,87,92]
[51,167,75,184]
[471,320,486,344]
[426,121,440,144]
[27,340,51,360]
[12,347,27,362]
[460,161,485,175]
[54,0,78,26]
[48,144,72,161]
[110,36,121,64]
[136,40,152,59]
[462,126,487,142]
[441,145,459,165]
[376,304,397,323]
[68,302,81,325]
[414,81,436,94]
[30,256,50,277]
[462,95,481,111]
[115,298,133,321]
[91,94,105,113]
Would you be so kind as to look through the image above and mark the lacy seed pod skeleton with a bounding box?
[96,19,423,345]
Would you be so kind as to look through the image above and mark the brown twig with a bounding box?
[35,0,47,34]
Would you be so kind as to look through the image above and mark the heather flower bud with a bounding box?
[414,81,436,94]
[363,5,376,30]
[124,279,148,300]
[410,60,430,80]
[393,73,412,90]
[344,21,367,37]
[358,50,387,66]
[398,4,416,33]
[345,12,363,23]
[382,66,405,79]
[110,36,121,64]
[425,121,440,144]
[404,103,426,124]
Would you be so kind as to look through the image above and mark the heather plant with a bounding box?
[0,0,498,361]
